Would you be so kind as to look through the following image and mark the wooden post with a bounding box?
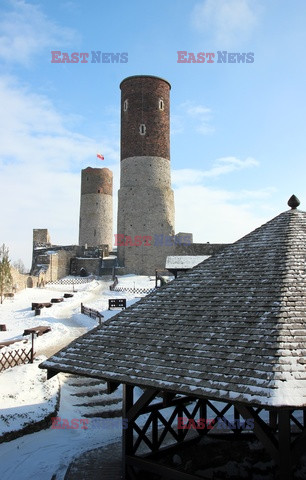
[234,406,241,435]
[123,384,134,479]
[152,409,158,452]
[278,409,292,480]
[199,399,207,435]
[30,332,35,363]
[269,410,278,431]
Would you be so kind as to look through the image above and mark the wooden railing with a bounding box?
[81,303,104,326]
[0,345,33,373]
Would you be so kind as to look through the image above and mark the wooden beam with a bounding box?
[156,407,181,447]
[207,399,232,418]
[133,413,154,453]
[126,387,159,423]
[162,391,176,407]
[133,420,154,452]
[47,368,58,379]
[140,395,196,415]
[290,411,303,431]
[107,380,120,394]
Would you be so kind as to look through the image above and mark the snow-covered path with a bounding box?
[0,277,115,358]
[0,373,123,480]
[38,279,111,357]
[0,275,154,479]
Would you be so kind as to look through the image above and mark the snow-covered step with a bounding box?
[62,374,123,419]
[70,388,109,398]
[84,409,122,419]
[68,379,105,388]
[75,397,122,409]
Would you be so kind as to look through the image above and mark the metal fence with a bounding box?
[46,277,93,286]
[112,286,156,295]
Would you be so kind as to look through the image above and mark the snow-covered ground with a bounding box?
[0,356,59,437]
[0,274,154,480]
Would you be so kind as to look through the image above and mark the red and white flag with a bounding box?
[97,153,104,160]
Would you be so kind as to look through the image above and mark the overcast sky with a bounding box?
[1,0,305,269]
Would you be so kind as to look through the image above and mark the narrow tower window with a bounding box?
[123,99,128,111]
[139,124,146,135]
[159,99,164,111]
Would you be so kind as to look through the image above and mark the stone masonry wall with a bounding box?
[117,157,175,275]
[79,167,113,250]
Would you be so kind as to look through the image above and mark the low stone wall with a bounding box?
[10,266,39,292]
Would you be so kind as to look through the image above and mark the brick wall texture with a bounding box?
[120,75,171,161]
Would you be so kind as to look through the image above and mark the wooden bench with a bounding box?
[23,326,51,336]
[108,298,126,310]
[31,302,52,310]
[51,298,64,303]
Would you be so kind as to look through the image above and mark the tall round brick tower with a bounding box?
[79,167,113,249]
[117,75,175,274]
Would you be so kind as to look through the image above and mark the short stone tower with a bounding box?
[117,75,175,274]
[79,167,113,250]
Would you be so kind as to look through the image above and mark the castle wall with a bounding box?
[74,258,101,276]
[79,167,113,250]
[33,229,51,247]
[79,194,113,248]
[31,231,79,283]
[10,266,39,291]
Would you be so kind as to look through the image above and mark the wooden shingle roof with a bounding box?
[40,207,306,407]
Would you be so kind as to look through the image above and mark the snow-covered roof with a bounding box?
[165,255,210,269]
[40,207,306,407]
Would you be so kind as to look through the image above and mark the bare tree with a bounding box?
[12,258,26,274]
[0,244,13,304]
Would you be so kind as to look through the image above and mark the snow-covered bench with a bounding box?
[23,326,51,336]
